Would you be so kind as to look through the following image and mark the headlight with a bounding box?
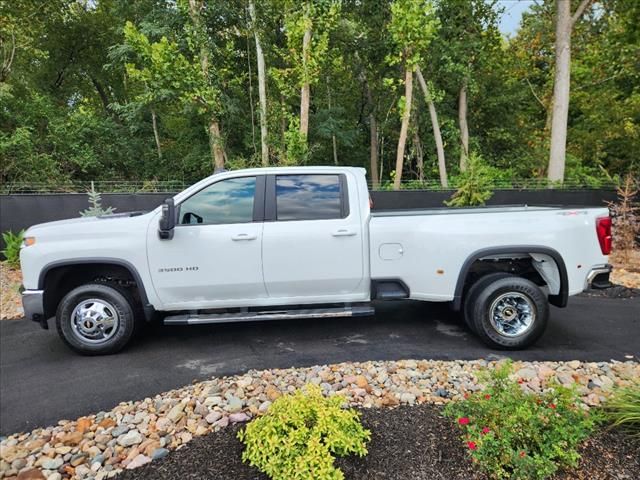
[23,236,36,247]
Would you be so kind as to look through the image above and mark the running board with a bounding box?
[163,305,375,325]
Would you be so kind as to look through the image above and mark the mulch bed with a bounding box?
[580,283,640,299]
[116,404,640,480]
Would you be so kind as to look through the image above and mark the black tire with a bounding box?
[56,283,139,355]
[471,276,549,350]
[463,272,513,333]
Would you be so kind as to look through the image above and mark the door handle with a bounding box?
[331,229,357,237]
[231,233,257,241]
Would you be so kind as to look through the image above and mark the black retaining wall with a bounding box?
[369,189,618,210]
[0,189,617,253]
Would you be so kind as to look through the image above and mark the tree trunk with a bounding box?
[188,0,226,170]
[365,83,380,188]
[150,107,162,161]
[245,33,257,156]
[393,65,413,191]
[548,1,571,182]
[249,0,269,166]
[209,120,225,171]
[299,20,312,139]
[1,30,16,82]
[416,67,447,188]
[548,0,593,182]
[280,94,287,155]
[413,129,424,182]
[326,78,338,165]
[458,82,469,172]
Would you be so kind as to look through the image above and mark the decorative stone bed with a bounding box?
[1,359,638,480]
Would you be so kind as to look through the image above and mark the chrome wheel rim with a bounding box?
[70,299,119,344]
[489,292,536,337]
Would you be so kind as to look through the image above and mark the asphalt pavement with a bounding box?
[1,296,638,435]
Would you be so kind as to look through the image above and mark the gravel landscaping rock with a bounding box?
[1,359,638,479]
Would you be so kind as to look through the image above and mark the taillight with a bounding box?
[595,216,612,255]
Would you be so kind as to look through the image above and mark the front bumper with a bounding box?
[585,264,613,290]
[20,287,47,329]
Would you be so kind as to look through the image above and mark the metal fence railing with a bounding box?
[1,178,619,195]
[0,181,190,195]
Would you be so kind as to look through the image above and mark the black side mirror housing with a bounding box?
[158,198,176,240]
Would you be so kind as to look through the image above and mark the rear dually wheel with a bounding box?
[471,276,549,350]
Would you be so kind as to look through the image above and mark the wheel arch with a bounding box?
[452,246,568,311]
[38,258,154,321]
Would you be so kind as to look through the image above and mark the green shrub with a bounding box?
[445,152,494,207]
[1,230,25,269]
[79,182,116,217]
[237,384,370,480]
[604,382,640,437]
[444,362,598,480]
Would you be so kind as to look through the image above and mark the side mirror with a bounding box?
[158,198,176,240]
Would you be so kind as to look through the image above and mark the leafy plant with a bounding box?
[1,230,25,268]
[604,382,640,437]
[237,384,370,480]
[445,152,494,207]
[282,115,309,166]
[79,182,116,217]
[444,361,598,480]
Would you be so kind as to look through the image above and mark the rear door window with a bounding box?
[275,174,345,221]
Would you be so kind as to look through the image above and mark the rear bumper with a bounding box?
[20,287,48,328]
[585,264,613,290]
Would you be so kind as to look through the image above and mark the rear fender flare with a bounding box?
[452,246,568,310]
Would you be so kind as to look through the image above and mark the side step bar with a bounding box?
[163,305,375,326]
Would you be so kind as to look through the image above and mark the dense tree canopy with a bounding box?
[1,0,638,191]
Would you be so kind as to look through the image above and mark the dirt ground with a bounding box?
[610,249,640,288]
[0,263,23,320]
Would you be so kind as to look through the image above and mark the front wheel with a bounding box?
[471,276,549,350]
[56,283,139,355]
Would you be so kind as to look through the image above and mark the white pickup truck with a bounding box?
[20,166,613,355]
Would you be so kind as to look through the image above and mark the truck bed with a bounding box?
[369,204,609,302]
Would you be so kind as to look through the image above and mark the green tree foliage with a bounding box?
[79,182,116,217]
[445,152,494,207]
[386,0,439,189]
[0,0,637,189]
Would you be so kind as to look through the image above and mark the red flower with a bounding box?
[481,427,490,435]
[484,394,491,400]
[464,393,470,399]
[519,451,526,458]
[549,403,557,410]
[458,417,470,425]
[467,441,478,450]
